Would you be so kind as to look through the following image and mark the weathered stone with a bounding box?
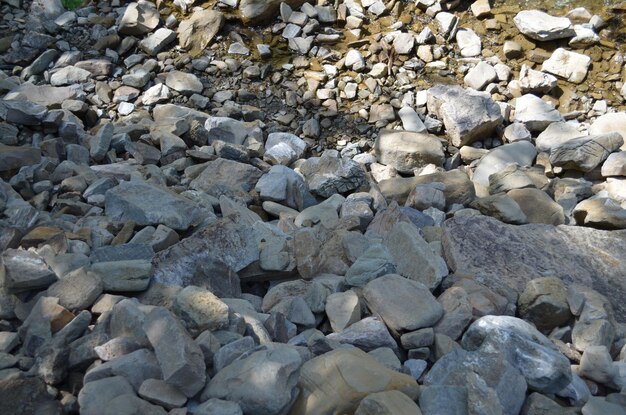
[442,214,626,321]
[374,129,444,174]
[513,10,575,41]
[345,244,396,288]
[90,260,152,292]
[327,316,398,353]
[518,277,572,332]
[289,348,418,415]
[46,267,102,311]
[0,144,41,172]
[471,195,528,225]
[514,94,564,133]
[84,348,162,391]
[354,390,422,415]
[118,1,159,35]
[507,188,565,225]
[78,376,135,415]
[542,48,592,84]
[144,307,206,397]
[550,132,623,172]
[165,71,203,96]
[1,249,57,293]
[190,158,262,203]
[300,152,366,198]
[573,197,626,230]
[325,290,361,332]
[173,285,229,333]
[178,9,224,57]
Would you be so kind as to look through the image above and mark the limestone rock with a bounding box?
[513,10,575,41]
[374,129,445,174]
[177,9,224,57]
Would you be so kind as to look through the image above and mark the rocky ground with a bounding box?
[1,0,626,413]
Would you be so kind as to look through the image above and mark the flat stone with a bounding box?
[542,48,591,84]
[456,28,482,57]
[513,10,575,41]
[119,1,159,35]
[0,144,41,172]
[173,285,229,333]
[327,316,398,353]
[139,378,187,410]
[374,129,444,174]
[46,267,102,311]
[550,132,623,172]
[473,141,537,187]
[0,100,48,125]
[78,376,135,415]
[513,94,564,132]
[507,188,565,225]
[83,348,162,391]
[536,122,585,152]
[165,71,203,95]
[442,214,626,321]
[50,66,91,86]
[354,390,422,415]
[177,9,224,57]
[464,61,496,90]
[1,249,57,293]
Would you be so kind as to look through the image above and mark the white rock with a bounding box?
[118,102,135,115]
[513,10,575,41]
[436,12,458,39]
[569,24,600,47]
[542,48,591,84]
[518,64,557,94]
[139,28,176,56]
[345,49,365,71]
[456,28,482,57]
[142,84,171,105]
[398,107,427,133]
[470,0,491,18]
[513,93,564,132]
[393,32,415,55]
[464,61,496,90]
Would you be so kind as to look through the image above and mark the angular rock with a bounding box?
[165,71,203,95]
[173,285,229,333]
[345,243,396,288]
[542,48,592,84]
[573,197,626,230]
[300,151,366,198]
[514,94,564,132]
[140,28,176,56]
[118,1,159,35]
[354,390,422,415]
[46,267,102,311]
[144,307,207,397]
[473,141,537,187]
[470,195,528,225]
[189,158,262,203]
[327,316,398,353]
[0,144,41,172]
[550,132,623,172]
[374,129,445,174]
[513,10,575,41]
[78,376,135,415]
[507,188,565,225]
[518,277,572,332]
[427,85,502,147]
[90,260,152,292]
[1,249,57,293]
[178,9,224,57]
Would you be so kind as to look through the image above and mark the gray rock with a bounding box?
[363,274,443,332]
[456,28,482,58]
[144,307,207,397]
[90,260,152,292]
[582,396,626,415]
[0,100,48,125]
[602,152,626,177]
[201,343,302,415]
[513,10,575,41]
[345,243,396,287]
[518,64,558,94]
[398,106,427,133]
[213,336,256,372]
[424,348,527,415]
[419,385,468,415]
[374,129,444,174]
[49,66,91,86]
[173,285,229,333]
[579,346,617,385]
[507,188,565,226]
[433,286,473,341]
[518,277,572,332]
[0,144,41,172]
[426,85,502,147]
[471,195,528,225]
[327,316,398,353]
[191,399,243,415]
[393,33,415,55]
[189,158,262,203]
[472,141,537,187]
[442,214,626,321]
[550,132,623,172]
[462,316,572,392]
[84,348,162,391]
[46,267,102,311]
[1,249,57,293]
[300,151,366,198]
[354,390,422,415]
[77,376,135,415]
[103,395,167,415]
[464,61,496,90]
[264,132,307,166]
[140,28,176,56]
[166,71,203,95]
[4,84,79,109]
[383,222,448,290]
[573,197,626,230]
[514,94,564,132]
[177,9,224,57]
[536,122,585,152]
[105,180,203,231]
[325,290,361,332]
[90,123,113,163]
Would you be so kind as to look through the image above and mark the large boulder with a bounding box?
[442,215,626,321]
[589,112,626,151]
[426,85,502,147]
[549,132,623,172]
[472,141,537,187]
[289,348,419,415]
[374,129,445,174]
[118,0,159,35]
[300,151,366,198]
[189,158,263,203]
[513,10,575,41]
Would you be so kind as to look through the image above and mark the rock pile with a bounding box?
[1,0,626,413]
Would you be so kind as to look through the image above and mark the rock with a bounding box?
[424,348,527,415]
[522,392,578,415]
[513,94,564,132]
[144,307,206,397]
[573,197,626,230]
[579,346,617,385]
[90,123,113,162]
[0,100,48,125]
[456,28,482,58]
[513,10,575,41]
[363,274,443,332]
[300,152,366,198]
[472,141,537,187]
[536,122,585,152]
[397,107,427,133]
[0,144,41,172]
[239,0,309,25]
[542,48,592,84]
[405,183,446,211]
[90,260,152,292]
[166,71,203,95]
[518,277,572,332]
[264,132,307,166]
[354,390,422,415]
[345,49,366,71]
[518,64,558,94]
[427,85,502,147]
[84,348,162,391]
[189,158,262,203]
[118,1,160,35]
[589,113,626,151]
[432,286,473,341]
[4,84,78,109]
[602,152,626,177]
[212,336,256,372]
[442,214,626,321]
[46,267,102,311]
[202,344,302,415]
[462,315,571,393]
[1,249,57,293]
[256,165,315,211]
[78,376,135,415]
[50,66,91,86]
[103,394,167,415]
[393,33,415,55]
[178,9,224,57]
[507,188,565,225]
[383,222,448,290]
[327,316,398,352]
[581,397,626,415]
[550,133,623,172]
[464,61,496,90]
[374,129,445,174]
[325,290,361,332]
[419,385,468,415]
[345,243,396,287]
[140,28,176,56]
[173,285,229,333]
[470,195,528,225]
[289,348,418,415]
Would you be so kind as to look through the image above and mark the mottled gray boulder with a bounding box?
[255,164,316,211]
[46,267,102,311]
[513,10,575,41]
[201,343,302,415]
[190,158,263,203]
[105,180,203,231]
[300,151,366,198]
[514,94,564,132]
[118,0,159,35]
[83,349,162,391]
[419,385,468,415]
[0,144,41,172]
[327,316,399,353]
[78,376,135,415]
[426,85,502,147]
[363,274,443,332]
[424,348,527,415]
[550,132,623,172]
[442,215,626,320]
[462,315,572,393]
[345,244,396,287]
[90,260,152,292]
[50,66,91,86]
[144,307,207,397]
[165,71,203,95]
[374,129,445,173]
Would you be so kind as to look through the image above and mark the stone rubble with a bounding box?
[1,0,626,414]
